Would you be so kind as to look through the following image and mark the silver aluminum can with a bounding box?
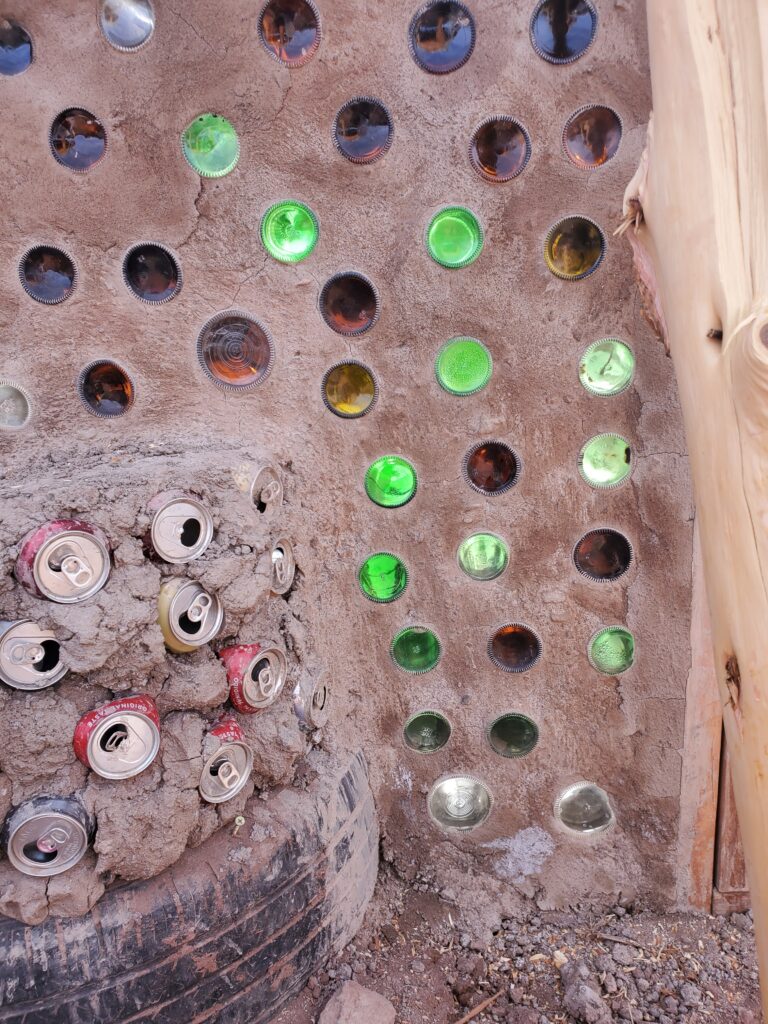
[149,492,214,564]
[271,538,295,595]
[292,674,330,731]
[158,577,224,653]
[199,718,253,804]
[15,519,110,604]
[1,796,93,877]
[0,619,67,690]
[249,461,283,513]
[73,695,161,779]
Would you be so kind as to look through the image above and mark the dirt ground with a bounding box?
[274,872,761,1024]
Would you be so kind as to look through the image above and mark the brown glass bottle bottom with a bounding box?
[573,529,632,581]
[79,361,134,417]
[488,624,541,672]
[470,117,530,181]
[563,105,622,168]
[259,0,320,66]
[464,441,518,494]
[197,314,273,389]
[319,273,378,335]
[50,108,106,171]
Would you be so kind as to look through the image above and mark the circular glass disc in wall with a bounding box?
[428,775,491,831]
[404,711,451,753]
[488,623,542,672]
[488,713,539,758]
[545,216,604,280]
[334,98,393,164]
[530,0,597,64]
[197,312,274,389]
[79,361,134,417]
[391,627,441,673]
[0,19,32,74]
[470,117,531,182]
[319,273,378,335]
[435,338,492,395]
[555,781,614,834]
[579,434,631,489]
[464,441,519,495]
[573,529,633,581]
[365,456,417,508]
[19,246,77,304]
[358,552,408,603]
[457,532,508,581]
[0,382,31,429]
[427,207,483,269]
[123,243,181,303]
[182,114,239,178]
[50,109,107,171]
[99,0,155,51]
[578,338,635,397]
[259,0,321,67]
[588,626,635,675]
[563,105,622,169]
[261,201,319,263]
[409,1,475,74]
[322,362,377,418]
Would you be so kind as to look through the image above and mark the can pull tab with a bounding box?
[215,758,241,790]
[102,723,149,764]
[186,593,212,627]
[37,825,71,854]
[49,543,94,589]
[272,550,290,587]
[6,638,45,666]
[257,663,277,698]
[259,479,281,505]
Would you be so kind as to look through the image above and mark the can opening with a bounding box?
[313,684,327,711]
[35,639,60,673]
[180,517,202,548]
[178,611,202,635]
[99,723,129,752]
[22,841,58,864]
[251,657,270,682]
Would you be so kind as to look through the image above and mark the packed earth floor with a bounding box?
[274,872,761,1024]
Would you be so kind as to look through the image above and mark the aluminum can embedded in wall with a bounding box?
[293,674,330,731]
[15,519,111,603]
[1,796,93,877]
[157,578,224,653]
[198,717,254,804]
[73,694,161,780]
[219,641,288,714]
[271,539,295,594]
[148,492,214,563]
[0,619,67,690]
[250,461,283,514]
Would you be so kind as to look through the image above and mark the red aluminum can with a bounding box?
[15,518,111,603]
[199,716,253,804]
[219,640,287,714]
[73,694,161,780]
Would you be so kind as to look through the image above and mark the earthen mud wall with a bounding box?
[0,0,692,924]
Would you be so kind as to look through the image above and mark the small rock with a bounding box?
[506,1009,539,1024]
[337,964,353,981]
[679,983,701,1005]
[662,997,678,1013]
[460,932,471,948]
[410,960,425,974]
[731,913,752,932]
[560,962,612,1024]
[611,943,636,966]
[553,950,568,968]
[602,974,618,995]
[318,981,395,1024]
[737,1009,757,1024]
[380,924,398,946]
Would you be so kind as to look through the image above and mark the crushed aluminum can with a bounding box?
[73,694,161,780]
[0,619,67,690]
[15,519,111,604]
[157,577,224,653]
[219,640,287,714]
[148,490,214,564]
[199,717,254,804]
[1,796,94,877]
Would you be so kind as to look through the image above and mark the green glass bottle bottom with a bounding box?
[435,337,492,396]
[182,113,239,178]
[403,711,451,753]
[358,551,408,603]
[426,207,483,268]
[488,713,539,758]
[588,626,635,674]
[457,532,508,581]
[391,627,441,673]
[365,455,417,508]
[579,433,631,489]
[579,338,635,397]
[261,200,319,263]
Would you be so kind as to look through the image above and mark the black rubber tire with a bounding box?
[0,751,378,1024]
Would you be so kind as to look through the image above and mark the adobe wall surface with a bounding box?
[0,0,692,924]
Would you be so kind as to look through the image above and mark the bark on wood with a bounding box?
[626,1,768,1012]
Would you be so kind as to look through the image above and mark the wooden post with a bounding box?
[624,1,768,1012]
